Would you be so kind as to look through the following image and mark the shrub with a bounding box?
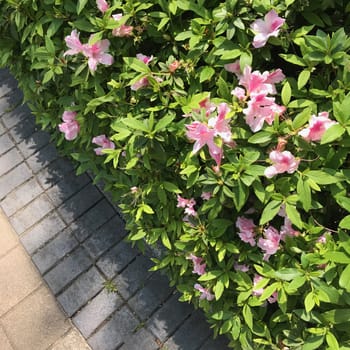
[1,0,350,348]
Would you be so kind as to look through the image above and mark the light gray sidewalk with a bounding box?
[0,68,230,350]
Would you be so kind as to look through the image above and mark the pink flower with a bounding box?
[298,112,337,142]
[268,291,278,303]
[194,283,214,301]
[198,97,216,116]
[234,263,249,272]
[92,134,115,155]
[280,217,299,241]
[177,195,197,216]
[250,10,285,48]
[231,87,246,100]
[131,77,149,91]
[252,275,264,296]
[64,30,83,56]
[169,60,180,73]
[96,0,109,13]
[236,216,256,246]
[136,53,153,65]
[82,36,114,72]
[201,192,212,200]
[264,150,300,178]
[58,111,80,141]
[188,254,206,275]
[177,195,189,208]
[258,226,281,260]
[224,60,241,76]
[112,14,133,37]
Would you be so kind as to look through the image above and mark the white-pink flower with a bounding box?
[280,217,299,241]
[96,0,109,13]
[92,134,115,155]
[201,192,212,200]
[258,226,281,260]
[188,254,206,275]
[264,150,300,178]
[194,283,214,301]
[58,111,80,141]
[234,263,249,272]
[112,14,133,37]
[236,216,256,246]
[136,53,153,65]
[64,30,83,56]
[250,10,285,48]
[298,112,337,142]
[224,60,241,76]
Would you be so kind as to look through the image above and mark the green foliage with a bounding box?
[1,0,350,348]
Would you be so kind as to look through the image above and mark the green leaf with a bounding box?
[161,231,172,249]
[305,292,316,312]
[162,181,181,193]
[339,215,350,229]
[141,204,154,214]
[200,66,215,82]
[339,264,350,292]
[154,114,174,132]
[322,309,350,324]
[326,332,339,350]
[302,335,325,350]
[77,0,88,15]
[208,219,233,238]
[130,230,146,240]
[297,176,311,211]
[275,268,303,281]
[281,81,292,105]
[324,251,350,264]
[285,203,303,229]
[279,53,306,67]
[214,279,225,300]
[320,124,345,144]
[248,131,273,144]
[305,170,341,185]
[292,107,311,130]
[123,57,151,73]
[122,118,149,132]
[259,200,282,225]
[298,70,310,89]
[198,270,223,281]
[243,304,253,330]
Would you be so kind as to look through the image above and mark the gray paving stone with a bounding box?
[0,76,18,99]
[0,133,14,156]
[20,212,66,254]
[119,328,159,350]
[163,311,211,350]
[0,162,32,200]
[0,147,23,177]
[0,120,5,136]
[9,114,37,144]
[47,172,90,206]
[71,199,116,242]
[26,142,58,173]
[32,228,79,273]
[73,288,123,338]
[199,335,230,350]
[36,156,75,189]
[1,178,43,216]
[96,240,138,279]
[17,129,51,159]
[0,87,23,118]
[9,193,54,234]
[87,306,139,350]
[57,266,105,317]
[57,184,102,224]
[83,216,126,260]
[129,272,173,321]
[146,293,193,343]
[113,255,153,300]
[0,69,12,81]
[44,247,92,294]
[1,103,31,129]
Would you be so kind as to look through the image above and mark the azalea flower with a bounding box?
[298,112,337,142]
[264,150,300,178]
[250,10,285,48]
[234,263,249,272]
[224,60,241,76]
[268,291,278,303]
[92,134,115,155]
[136,53,153,65]
[201,192,212,200]
[258,226,281,260]
[64,30,83,56]
[188,254,206,275]
[280,217,299,241]
[58,111,80,141]
[112,14,134,37]
[169,60,180,73]
[194,283,214,301]
[177,195,197,216]
[236,216,256,246]
[130,54,154,90]
[96,0,109,13]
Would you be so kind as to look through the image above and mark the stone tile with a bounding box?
[1,178,43,217]
[113,255,153,300]
[10,193,54,234]
[0,87,23,118]
[9,114,37,144]
[36,157,75,190]
[146,293,193,343]
[0,209,18,259]
[26,142,58,174]
[2,103,31,129]
[20,212,66,254]
[57,184,102,224]
[0,245,41,316]
[73,288,123,338]
[83,216,126,260]
[119,328,159,350]
[162,311,211,350]
[71,199,115,242]
[87,306,139,350]
[47,172,90,206]
[0,147,23,177]
[17,129,51,159]
[50,328,92,350]
[44,247,92,294]
[0,324,14,350]
[199,335,230,350]
[0,69,12,81]
[0,133,14,156]
[0,76,18,99]
[0,162,32,200]
[0,120,6,136]
[2,285,70,350]
[57,267,105,317]
[32,229,79,273]
[129,272,173,321]
[96,240,138,279]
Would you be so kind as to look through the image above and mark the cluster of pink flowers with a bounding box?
[185,101,235,168]
[250,10,285,48]
[227,64,285,132]
[112,14,134,37]
[92,135,115,155]
[194,283,214,301]
[176,195,197,217]
[187,254,206,275]
[64,30,113,72]
[264,150,300,178]
[58,111,80,140]
[236,216,256,247]
[298,111,337,142]
[131,53,155,91]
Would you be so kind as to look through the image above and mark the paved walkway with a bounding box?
[0,68,230,350]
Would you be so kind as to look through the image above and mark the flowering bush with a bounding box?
[1,0,350,348]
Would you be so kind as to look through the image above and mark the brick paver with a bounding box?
[0,68,230,349]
